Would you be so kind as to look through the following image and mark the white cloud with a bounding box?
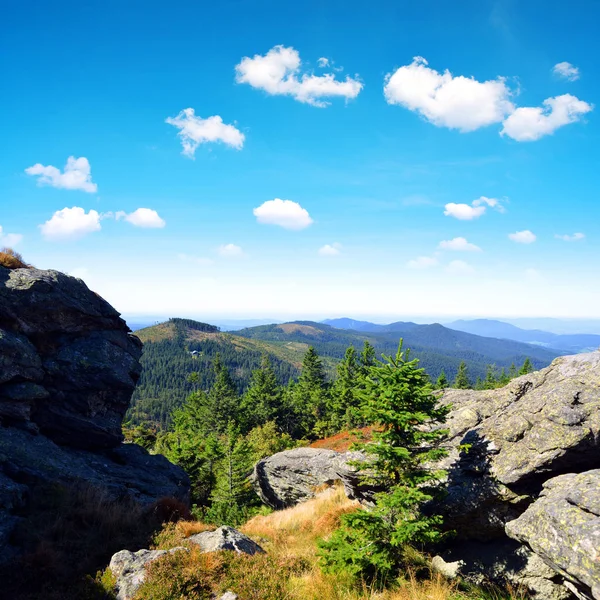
[0,226,23,247]
[553,62,580,82]
[25,156,97,193]
[446,260,475,275]
[178,253,214,266]
[407,256,438,269]
[217,243,244,257]
[235,45,362,107]
[501,94,593,141]
[317,57,329,68]
[318,243,342,256]
[509,230,536,244]
[555,232,585,242]
[253,198,313,230]
[438,237,482,252]
[444,203,486,220]
[384,56,514,131]
[444,196,504,220]
[40,206,102,241]
[116,208,166,228]
[166,108,245,158]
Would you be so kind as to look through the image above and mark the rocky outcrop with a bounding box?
[506,470,600,599]
[431,353,600,598]
[108,527,261,599]
[253,447,365,509]
[187,526,264,555]
[110,547,188,600]
[0,266,190,562]
[0,266,143,449]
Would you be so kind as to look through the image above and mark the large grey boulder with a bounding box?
[437,352,600,538]
[187,526,264,555]
[0,266,142,449]
[109,547,187,600]
[506,470,600,600]
[253,447,364,509]
[0,265,190,564]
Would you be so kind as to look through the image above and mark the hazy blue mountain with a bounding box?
[236,320,561,380]
[446,319,600,353]
[321,317,385,331]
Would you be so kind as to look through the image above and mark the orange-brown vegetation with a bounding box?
[131,485,525,600]
[277,323,324,335]
[310,426,376,452]
[0,247,30,269]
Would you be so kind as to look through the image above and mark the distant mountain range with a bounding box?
[323,317,600,354]
[130,317,561,427]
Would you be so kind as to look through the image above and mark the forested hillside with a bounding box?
[128,318,559,428]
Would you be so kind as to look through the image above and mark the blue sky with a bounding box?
[2,0,599,320]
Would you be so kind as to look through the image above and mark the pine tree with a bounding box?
[509,363,518,379]
[454,361,471,389]
[519,357,534,375]
[435,369,448,389]
[329,346,362,431]
[206,354,240,434]
[360,340,376,369]
[290,346,329,438]
[207,424,256,526]
[483,364,498,389]
[241,355,283,431]
[498,367,510,387]
[319,341,450,584]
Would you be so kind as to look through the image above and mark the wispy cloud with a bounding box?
[555,232,585,242]
[235,45,362,107]
[509,230,536,244]
[553,62,580,81]
[318,243,342,256]
[438,237,482,252]
[25,156,97,193]
[166,108,245,158]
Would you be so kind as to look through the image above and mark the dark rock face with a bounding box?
[0,266,190,562]
[0,266,142,449]
[253,447,364,509]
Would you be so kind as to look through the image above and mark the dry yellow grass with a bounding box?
[139,486,525,600]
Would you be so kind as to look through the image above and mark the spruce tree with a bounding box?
[483,364,498,389]
[519,357,534,375]
[435,369,448,390]
[453,361,471,389]
[509,362,518,379]
[319,341,449,584]
[498,367,510,387]
[360,340,376,369]
[206,354,240,434]
[241,355,283,430]
[207,424,256,525]
[329,346,362,431]
[291,346,329,438]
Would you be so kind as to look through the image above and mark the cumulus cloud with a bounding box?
[446,260,475,275]
[555,232,585,242]
[317,57,329,68]
[25,156,97,193]
[166,108,245,158]
[318,243,342,256]
[384,56,514,131]
[553,62,580,81]
[501,94,593,141]
[407,256,438,269]
[217,243,244,257]
[444,196,504,220]
[235,45,362,107]
[253,198,313,230]
[40,206,102,240]
[438,237,481,252]
[0,226,23,247]
[116,208,166,228]
[509,230,536,244]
